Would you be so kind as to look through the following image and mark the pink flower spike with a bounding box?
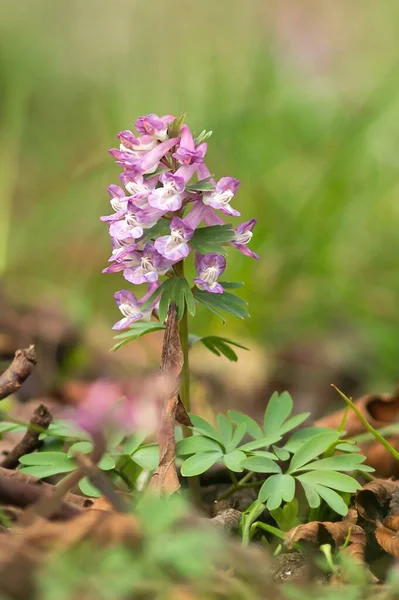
[135,114,174,141]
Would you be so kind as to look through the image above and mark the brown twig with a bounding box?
[0,466,93,509]
[1,405,52,469]
[0,345,36,400]
[0,469,83,520]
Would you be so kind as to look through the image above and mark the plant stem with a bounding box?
[331,384,399,461]
[179,305,191,413]
[217,471,255,501]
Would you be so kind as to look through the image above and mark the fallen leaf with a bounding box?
[375,519,399,557]
[355,479,399,522]
[285,517,366,564]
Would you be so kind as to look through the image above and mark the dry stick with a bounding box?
[0,466,93,509]
[1,404,52,469]
[0,345,36,400]
[0,469,82,520]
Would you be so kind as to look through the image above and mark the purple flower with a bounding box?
[116,131,158,155]
[109,202,163,241]
[148,172,185,212]
[232,219,259,259]
[194,253,226,294]
[123,243,173,285]
[135,114,174,141]
[102,246,139,274]
[111,137,178,175]
[112,284,159,329]
[184,200,225,229]
[173,125,207,166]
[154,217,194,262]
[202,177,241,217]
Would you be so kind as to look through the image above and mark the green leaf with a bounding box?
[298,454,369,472]
[193,289,250,321]
[336,442,361,453]
[218,281,244,289]
[189,415,222,443]
[282,427,334,454]
[78,477,101,497]
[193,130,213,145]
[132,444,159,470]
[200,336,249,362]
[185,176,215,192]
[259,474,295,509]
[190,225,235,255]
[180,451,222,477]
[250,450,279,460]
[19,462,76,479]
[138,219,171,242]
[240,456,281,474]
[288,432,340,473]
[19,452,75,467]
[223,450,246,473]
[123,432,148,456]
[176,435,222,456]
[0,422,26,434]
[300,481,321,508]
[297,471,361,493]
[272,446,291,461]
[217,414,233,447]
[167,114,185,137]
[240,437,281,451]
[278,412,311,436]
[228,410,263,439]
[228,422,247,452]
[111,321,166,351]
[158,277,195,322]
[263,391,293,433]
[98,454,115,471]
[67,441,93,457]
[315,485,349,516]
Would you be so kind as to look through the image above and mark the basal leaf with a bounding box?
[67,441,93,457]
[263,391,293,434]
[19,452,75,467]
[259,474,295,509]
[217,414,233,447]
[189,415,222,444]
[123,432,148,456]
[240,437,281,451]
[132,444,159,471]
[240,456,281,474]
[78,477,101,497]
[180,451,222,477]
[298,454,368,472]
[288,432,340,473]
[98,454,115,471]
[315,485,349,516]
[227,422,247,452]
[223,450,246,473]
[282,426,334,454]
[300,481,321,509]
[297,471,361,493]
[176,435,222,456]
[278,412,311,436]
[228,410,263,439]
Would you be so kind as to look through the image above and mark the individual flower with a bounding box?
[120,174,157,209]
[109,202,163,241]
[111,137,178,175]
[117,130,158,155]
[102,246,140,274]
[154,217,194,262]
[135,114,174,141]
[194,253,226,294]
[123,243,173,285]
[202,177,241,217]
[148,163,197,212]
[231,219,259,259]
[184,199,225,229]
[112,284,159,330]
[172,125,207,166]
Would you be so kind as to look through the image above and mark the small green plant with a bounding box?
[178,392,373,518]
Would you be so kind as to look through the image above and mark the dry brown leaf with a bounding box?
[148,303,183,495]
[315,391,399,435]
[375,519,399,557]
[315,391,399,477]
[285,519,366,564]
[355,479,399,522]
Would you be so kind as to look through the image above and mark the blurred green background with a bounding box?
[1,0,398,389]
